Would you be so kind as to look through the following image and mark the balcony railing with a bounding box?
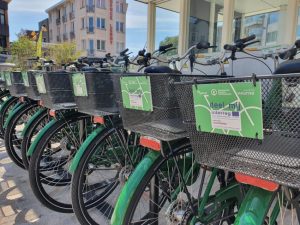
[57,35,61,42]
[87,27,94,34]
[63,33,68,41]
[62,15,67,23]
[70,31,75,40]
[69,11,75,20]
[87,49,95,56]
[86,5,95,13]
[56,18,61,25]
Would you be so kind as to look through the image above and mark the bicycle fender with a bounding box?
[21,108,47,138]
[69,125,106,173]
[111,151,161,225]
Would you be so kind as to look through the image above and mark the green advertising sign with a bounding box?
[35,74,47,94]
[193,82,263,139]
[72,73,88,97]
[120,76,153,111]
[5,72,11,86]
[22,71,29,87]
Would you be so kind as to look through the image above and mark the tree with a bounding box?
[159,36,179,56]
[10,36,36,70]
[48,42,81,66]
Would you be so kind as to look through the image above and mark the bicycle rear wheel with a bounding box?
[28,112,94,213]
[71,125,146,225]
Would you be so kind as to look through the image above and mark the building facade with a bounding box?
[0,0,11,49]
[39,18,50,43]
[46,0,127,57]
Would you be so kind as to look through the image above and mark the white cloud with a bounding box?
[9,0,61,13]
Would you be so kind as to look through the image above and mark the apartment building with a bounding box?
[46,0,127,57]
[0,0,11,49]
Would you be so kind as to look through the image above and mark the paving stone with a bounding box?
[1,205,15,217]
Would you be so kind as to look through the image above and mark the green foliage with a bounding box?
[10,36,36,70]
[48,42,81,66]
[159,36,179,56]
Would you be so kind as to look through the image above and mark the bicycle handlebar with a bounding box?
[120,48,129,56]
[159,44,173,52]
[235,34,256,44]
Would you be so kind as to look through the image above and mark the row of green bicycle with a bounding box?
[1,34,300,225]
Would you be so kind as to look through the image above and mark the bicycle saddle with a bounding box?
[274,58,300,74]
[144,66,181,74]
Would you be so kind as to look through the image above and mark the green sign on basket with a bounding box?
[120,76,153,111]
[5,72,11,86]
[193,81,263,140]
[22,71,29,87]
[72,73,88,97]
[35,74,47,94]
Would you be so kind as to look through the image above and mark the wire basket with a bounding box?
[71,72,119,116]
[5,71,27,97]
[35,71,76,110]
[23,71,41,101]
[115,73,195,141]
[175,74,300,188]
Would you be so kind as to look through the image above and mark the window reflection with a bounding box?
[234,0,288,48]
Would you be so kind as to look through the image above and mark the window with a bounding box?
[97,40,106,50]
[116,21,124,32]
[71,3,74,12]
[82,39,86,50]
[63,7,67,17]
[81,17,85,29]
[49,14,52,23]
[50,29,53,40]
[97,18,106,29]
[81,0,85,8]
[57,26,61,36]
[0,9,5,25]
[63,24,67,33]
[116,1,124,13]
[234,0,288,48]
[96,0,105,8]
[116,42,125,53]
[71,22,75,32]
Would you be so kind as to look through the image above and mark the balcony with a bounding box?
[63,33,68,41]
[57,35,61,42]
[86,5,95,13]
[69,11,75,20]
[56,18,61,25]
[87,27,94,34]
[62,15,67,23]
[70,31,75,40]
[87,49,95,56]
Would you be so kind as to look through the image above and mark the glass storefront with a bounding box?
[155,0,180,56]
[188,0,224,52]
[233,0,288,47]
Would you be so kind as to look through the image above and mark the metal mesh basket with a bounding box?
[24,71,41,101]
[115,73,209,141]
[35,71,76,110]
[175,74,300,188]
[6,71,27,97]
[71,72,119,116]
[0,72,6,88]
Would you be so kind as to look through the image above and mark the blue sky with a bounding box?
[8,0,179,54]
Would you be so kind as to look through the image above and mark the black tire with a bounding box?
[71,126,144,225]
[21,109,49,169]
[121,141,193,225]
[4,103,39,169]
[0,96,17,138]
[28,112,92,213]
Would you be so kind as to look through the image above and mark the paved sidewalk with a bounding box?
[0,142,80,225]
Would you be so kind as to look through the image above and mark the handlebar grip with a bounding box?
[235,34,256,44]
[279,48,297,60]
[159,44,173,52]
[120,48,129,55]
[295,39,300,49]
[196,42,210,50]
[138,49,146,56]
[224,44,237,52]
